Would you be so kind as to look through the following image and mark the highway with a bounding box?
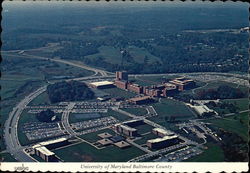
[2,52,111,77]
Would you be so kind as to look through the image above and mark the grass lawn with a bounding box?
[150,98,196,123]
[85,46,122,64]
[28,91,51,105]
[222,98,249,111]
[1,153,18,162]
[102,88,136,99]
[100,109,132,122]
[184,143,224,162]
[54,141,145,162]
[134,133,159,145]
[79,128,117,143]
[127,46,161,64]
[204,112,249,141]
[135,124,154,135]
[121,107,148,116]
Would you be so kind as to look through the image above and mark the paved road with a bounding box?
[61,102,77,137]
[3,86,47,162]
[3,52,111,77]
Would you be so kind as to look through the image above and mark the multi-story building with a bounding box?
[32,137,68,162]
[115,80,128,90]
[123,119,144,127]
[147,135,180,149]
[162,83,178,97]
[169,77,195,91]
[33,144,56,162]
[128,96,154,105]
[152,128,174,137]
[115,124,138,137]
[127,83,143,94]
[116,71,128,81]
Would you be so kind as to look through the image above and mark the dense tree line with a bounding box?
[196,85,245,100]
[47,81,94,103]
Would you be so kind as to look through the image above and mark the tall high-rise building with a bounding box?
[116,71,128,81]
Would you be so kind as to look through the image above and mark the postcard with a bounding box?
[1,0,249,172]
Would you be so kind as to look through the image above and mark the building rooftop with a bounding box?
[147,135,178,143]
[153,128,172,136]
[119,124,137,132]
[97,138,113,146]
[124,119,143,125]
[35,146,55,156]
[110,135,124,143]
[90,81,114,87]
[114,141,130,148]
[39,137,68,147]
[98,132,113,139]
[129,96,151,102]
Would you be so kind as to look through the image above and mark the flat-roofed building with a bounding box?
[98,132,112,139]
[40,137,69,150]
[32,144,56,162]
[162,83,178,97]
[32,137,69,162]
[152,128,174,137]
[89,81,114,89]
[123,119,144,127]
[128,96,154,105]
[128,83,143,94]
[169,77,195,91]
[110,135,125,143]
[114,141,130,148]
[147,135,180,149]
[115,80,128,90]
[115,124,138,137]
[97,138,113,146]
[116,71,128,81]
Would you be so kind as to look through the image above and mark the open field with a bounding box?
[204,112,249,141]
[222,98,249,111]
[150,98,196,122]
[54,141,145,162]
[184,143,224,162]
[121,107,148,116]
[127,46,161,64]
[28,92,51,106]
[100,109,132,122]
[85,46,122,64]
[102,87,136,99]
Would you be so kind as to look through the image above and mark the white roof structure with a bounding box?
[90,81,114,87]
[119,124,137,132]
[147,135,178,143]
[36,146,55,156]
[153,128,171,136]
[40,137,67,147]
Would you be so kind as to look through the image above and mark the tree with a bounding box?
[36,109,56,122]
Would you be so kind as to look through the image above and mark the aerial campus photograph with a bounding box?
[0,0,249,165]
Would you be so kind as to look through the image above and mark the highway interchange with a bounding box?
[2,48,249,162]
